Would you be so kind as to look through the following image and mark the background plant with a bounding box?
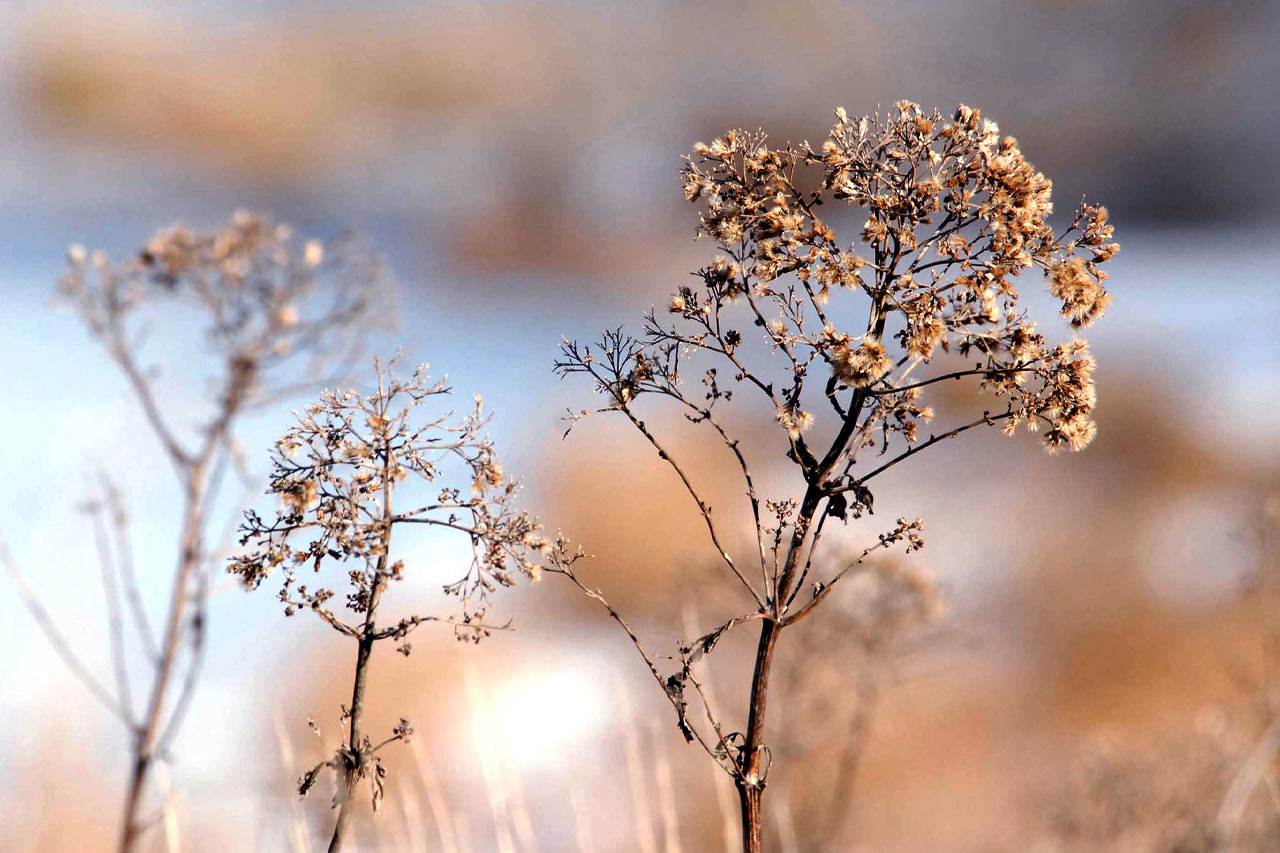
[1036,498,1280,853]
[554,101,1117,852]
[230,357,547,852]
[1,212,386,853]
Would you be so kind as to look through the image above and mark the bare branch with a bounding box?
[781,520,923,626]
[89,488,136,721]
[0,531,133,725]
[615,400,765,610]
[101,479,158,662]
[832,410,1014,492]
[547,556,734,773]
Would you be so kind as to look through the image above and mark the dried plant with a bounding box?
[1038,717,1280,853]
[1,211,386,853]
[553,101,1117,851]
[230,357,546,852]
[771,558,945,846]
[1038,498,1280,853]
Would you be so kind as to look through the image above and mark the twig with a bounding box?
[90,488,135,722]
[0,531,133,724]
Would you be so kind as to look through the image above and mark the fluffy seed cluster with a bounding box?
[230,359,546,642]
[831,336,892,389]
[672,101,1117,453]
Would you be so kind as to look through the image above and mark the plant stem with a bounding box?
[118,469,207,853]
[328,425,394,853]
[734,356,878,851]
[737,617,780,853]
[328,628,377,853]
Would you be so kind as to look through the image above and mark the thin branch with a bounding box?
[102,480,158,662]
[661,389,770,601]
[90,490,135,721]
[0,531,134,725]
[156,570,208,754]
[783,508,832,613]
[390,517,483,537]
[107,335,192,474]
[616,400,765,610]
[369,615,513,641]
[781,537,900,627]
[831,410,1014,492]
[864,365,1037,397]
[294,602,362,638]
[548,562,733,772]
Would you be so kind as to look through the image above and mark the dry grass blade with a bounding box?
[616,675,660,853]
[652,718,684,853]
[463,661,518,853]
[408,738,461,853]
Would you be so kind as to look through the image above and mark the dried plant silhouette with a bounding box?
[0,212,387,853]
[554,102,1117,852]
[230,358,547,852]
[769,557,946,846]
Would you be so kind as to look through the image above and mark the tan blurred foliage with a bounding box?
[20,7,558,179]
[19,0,1280,231]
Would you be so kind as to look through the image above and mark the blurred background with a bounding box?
[1,0,1277,850]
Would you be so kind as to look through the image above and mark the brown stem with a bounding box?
[732,297,883,850]
[328,630,376,853]
[118,469,208,853]
[329,423,394,853]
[737,618,780,853]
[734,494,816,853]
[738,778,765,853]
[117,352,251,852]
[117,753,149,853]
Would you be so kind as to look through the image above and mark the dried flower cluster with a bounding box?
[231,358,545,852]
[232,358,545,636]
[556,102,1116,853]
[673,100,1115,454]
[61,210,385,410]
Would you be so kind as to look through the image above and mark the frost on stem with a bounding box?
[555,102,1117,852]
[230,357,547,850]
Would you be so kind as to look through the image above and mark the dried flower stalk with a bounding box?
[231,357,546,852]
[4,211,386,853]
[554,102,1117,852]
